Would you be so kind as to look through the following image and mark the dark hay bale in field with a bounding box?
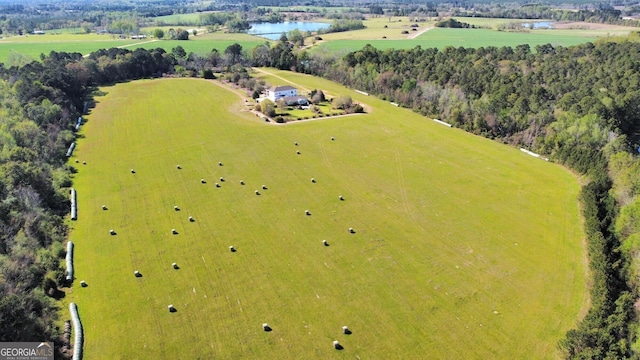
[172,262,179,269]
[189,216,194,222]
[333,340,343,350]
[109,229,116,235]
[168,304,176,312]
[342,326,351,334]
[172,229,178,234]
[134,270,142,277]
[349,228,355,234]
[80,280,87,287]
[229,246,236,252]
[262,323,272,332]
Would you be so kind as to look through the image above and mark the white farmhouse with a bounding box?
[267,85,297,102]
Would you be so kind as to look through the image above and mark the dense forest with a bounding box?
[2,27,640,359]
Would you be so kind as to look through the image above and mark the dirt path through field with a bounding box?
[408,26,434,39]
[118,39,160,49]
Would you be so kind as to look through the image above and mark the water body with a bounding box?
[247,22,330,40]
[521,21,555,29]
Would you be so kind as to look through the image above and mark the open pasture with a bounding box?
[0,34,140,63]
[0,31,266,64]
[314,27,599,53]
[68,73,585,359]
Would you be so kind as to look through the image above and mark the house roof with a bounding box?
[271,85,297,92]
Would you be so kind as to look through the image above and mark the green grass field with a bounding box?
[0,32,267,64]
[314,27,599,53]
[66,71,586,359]
[0,34,141,64]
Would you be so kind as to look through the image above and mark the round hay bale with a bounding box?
[262,184,267,190]
[82,161,86,165]
[342,325,351,334]
[172,229,178,234]
[240,180,245,185]
[80,280,87,287]
[305,210,311,216]
[262,323,271,331]
[339,195,344,201]
[109,229,116,235]
[189,216,194,222]
[296,150,300,155]
[349,227,355,233]
[255,190,260,195]
[229,246,236,252]
[220,177,225,182]
[294,142,298,146]
[331,137,335,141]
[102,205,107,210]
[75,159,79,163]
[172,262,179,269]
[322,240,328,246]
[215,183,220,187]
[174,206,180,211]
[168,304,176,312]
[130,169,135,173]
[311,178,316,183]
[218,162,223,166]
[333,340,342,349]
[176,165,181,169]
[134,270,141,277]
[201,179,206,184]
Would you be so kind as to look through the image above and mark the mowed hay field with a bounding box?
[67,75,586,359]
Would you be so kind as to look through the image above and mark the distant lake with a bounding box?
[521,21,555,29]
[247,22,330,40]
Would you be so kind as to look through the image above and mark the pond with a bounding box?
[521,21,555,29]
[247,22,330,40]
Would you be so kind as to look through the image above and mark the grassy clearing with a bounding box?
[314,27,599,53]
[134,32,267,55]
[67,71,586,359]
[0,36,140,63]
[0,32,267,64]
